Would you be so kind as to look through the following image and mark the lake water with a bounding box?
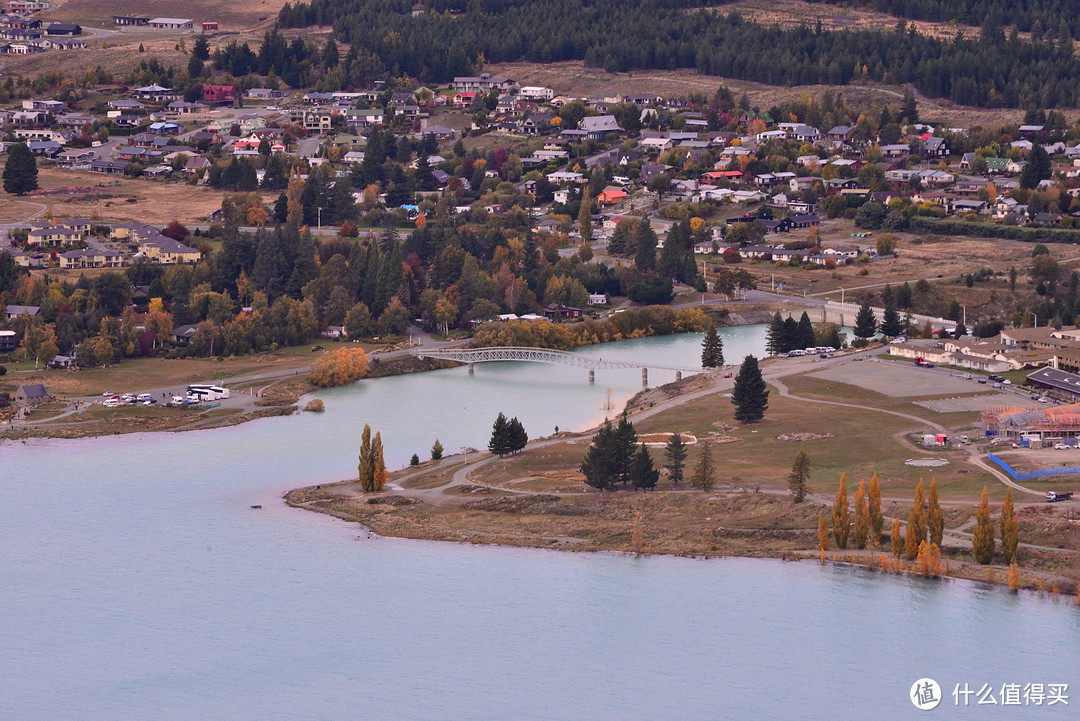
[3,326,1078,720]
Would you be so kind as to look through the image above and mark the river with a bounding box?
[2,326,1077,720]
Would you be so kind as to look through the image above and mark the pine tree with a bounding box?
[3,142,38,195]
[614,411,637,486]
[431,438,443,461]
[507,416,528,453]
[663,433,687,486]
[1000,487,1019,564]
[701,325,724,368]
[853,479,869,548]
[632,220,657,272]
[410,453,420,466]
[488,412,511,456]
[927,477,944,547]
[692,442,715,491]
[891,517,904,559]
[853,300,877,339]
[832,473,850,548]
[630,443,659,491]
[731,354,768,423]
[581,419,618,491]
[868,472,883,543]
[796,311,815,350]
[880,302,903,336]
[765,310,786,355]
[787,449,810,502]
[972,485,995,564]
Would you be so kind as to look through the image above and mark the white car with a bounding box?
[102,398,120,408]
[101,391,114,397]
[1003,379,1012,385]
[1055,443,1071,450]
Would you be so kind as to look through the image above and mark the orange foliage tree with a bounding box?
[308,347,370,387]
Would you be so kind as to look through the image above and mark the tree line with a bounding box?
[278,0,1080,107]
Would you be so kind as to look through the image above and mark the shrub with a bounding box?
[308,347,370,387]
[303,398,325,412]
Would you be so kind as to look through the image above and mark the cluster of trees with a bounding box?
[765,311,844,354]
[487,412,528,457]
[357,424,388,492]
[819,472,884,549]
[580,412,657,491]
[309,347,370,387]
[972,486,1020,565]
[472,306,711,351]
[279,0,1080,107]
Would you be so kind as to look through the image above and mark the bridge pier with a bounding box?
[589,369,595,383]
[642,368,648,387]
[468,363,474,375]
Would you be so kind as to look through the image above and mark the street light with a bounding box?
[1032,311,1038,328]
[317,207,323,231]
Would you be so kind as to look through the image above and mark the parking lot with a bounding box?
[809,360,981,398]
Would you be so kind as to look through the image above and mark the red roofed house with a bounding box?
[202,84,236,104]
[597,187,629,206]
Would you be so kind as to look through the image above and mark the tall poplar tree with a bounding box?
[663,433,687,486]
[357,424,386,492]
[832,473,850,549]
[1000,487,1019,564]
[927,477,944,547]
[868,472,883,543]
[853,479,869,549]
[891,517,904,559]
[972,486,995,564]
[578,188,592,244]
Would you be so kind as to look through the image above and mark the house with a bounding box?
[201,21,218,31]
[542,303,582,321]
[588,293,607,306]
[168,101,208,116]
[520,113,552,135]
[578,115,620,140]
[108,98,144,112]
[246,88,286,100]
[420,124,455,140]
[452,72,515,92]
[58,248,122,269]
[89,159,127,174]
[171,324,198,344]
[880,144,910,158]
[138,234,201,264]
[148,17,193,30]
[15,384,48,405]
[135,84,178,102]
[0,329,17,352]
[4,304,40,320]
[826,126,854,143]
[346,108,384,128]
[202,84,236,104]
[303,109,332,133]
[518,86,554,101]
[113,15,149,25]
[45,22,79,35]
[923,136,949,157]
[597,187,628,206]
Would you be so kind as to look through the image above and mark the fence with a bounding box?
[988,452,1080,480]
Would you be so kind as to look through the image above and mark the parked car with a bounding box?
[977,378,987,384]
[102,398,119,408]
[1003,379,1012,385]
[1055,443,1071,450]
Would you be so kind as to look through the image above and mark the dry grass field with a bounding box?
[44,0,285,30]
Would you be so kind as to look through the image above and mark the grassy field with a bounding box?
[0,341,380,398]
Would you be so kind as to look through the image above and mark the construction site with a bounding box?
[982,402,1080,446]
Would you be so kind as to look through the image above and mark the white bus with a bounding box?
[187,384,230,400]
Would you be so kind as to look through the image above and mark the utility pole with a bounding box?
[317,206,323,231]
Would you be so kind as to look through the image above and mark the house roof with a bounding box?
[19,383,47,397]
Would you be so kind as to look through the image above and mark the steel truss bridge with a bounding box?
[412,346,703,377]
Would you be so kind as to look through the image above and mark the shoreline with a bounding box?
[283,480,1079,597]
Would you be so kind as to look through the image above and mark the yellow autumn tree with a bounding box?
[309,347,370,387]
[891,517,904,559]
[972,485,995,564]
[832,473,850,549]
[1000,487,1019,564]
[853,479,869,549]
[927,477,944,547]
[868,472,883,545]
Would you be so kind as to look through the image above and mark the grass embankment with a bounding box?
[288,360,1080,592]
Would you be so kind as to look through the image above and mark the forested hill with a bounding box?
[807,0,1080,42]
[277,0,1080,108]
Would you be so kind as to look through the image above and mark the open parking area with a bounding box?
[809,360,981,398]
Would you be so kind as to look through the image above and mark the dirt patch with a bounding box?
[809,361,980,398]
